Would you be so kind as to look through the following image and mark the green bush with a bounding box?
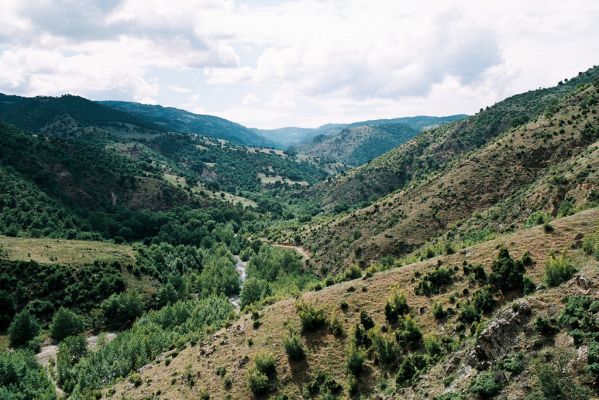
[370,328,400,366]
[295,301,327,333]
[253,351,277,378]
[50,307,86,342]
[101,290,144,329]
[240,278,272,309]
[544,254,577,287]
[0,350,56,400]
[489,248,526,292]
[8,310,40,348]
[247,367,270,396]
[359,310,375,330]
[346,346,365,376]
[304,370,342,398]
[528,350,591,400]
[283,331,305,361]
[384,291,410,323]
[469,368,504,397]
[582,229,599,259]
[57,335,87,392]
[414,266,455,296]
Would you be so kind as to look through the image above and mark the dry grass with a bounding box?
[107,208,599,399]
[0,236,134,266]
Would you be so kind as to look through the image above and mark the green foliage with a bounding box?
[247,351,277,396]
[346,346,366,376]
[8,310,40,348]
[283,331,305,362]
[384,291,410,323]
[247,367,270,396]
[304,370,343,398]
[296,301,327,333]
[370,328,400,366]
[395,316,423,350]
[500,352,526,376]
[544,254,577,287]
[253,351,277,378]
[49,308,85,342]
[489,248,526,292]
[414,266,455,296]
[0,350,56,400]
[582,229,599,259]
[101,291,144,329]
[0,290,16,330]
[359,310,375,330]
[70,296,232,394]
[57,335,87,392]
[240,278,272,309]
[0,259,125,322]
[469,368,504,398]
[527,350,591,400]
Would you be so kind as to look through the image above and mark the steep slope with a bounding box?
[312,66,599,209]
[101,101,272,147]
[300,77,599,269]
[292,123,420,166]
[0,93,163,137]
[107,208,599,399]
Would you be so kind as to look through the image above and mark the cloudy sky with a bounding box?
[0,0,597,128]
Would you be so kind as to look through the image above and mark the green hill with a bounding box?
[101,100,273,147]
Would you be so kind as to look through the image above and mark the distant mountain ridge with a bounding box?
[100,101,274,147]
[255,115,467,148]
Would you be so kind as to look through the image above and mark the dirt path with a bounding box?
[36,332,117,367]
[271,243,311,259]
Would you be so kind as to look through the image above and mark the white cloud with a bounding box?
[0,0,598,127]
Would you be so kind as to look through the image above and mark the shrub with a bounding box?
[501,352,525,375]
[295,301,327,333]
[254,351,277,378]
[359,310,375,330]
[8,310,40,347]
[50,307,86,342]
[529,350,591,399]
[283,332,305,362]
[384,291,410,323]
[414,266,455,296]
[370,328,400,365]
[432,302,447,320]
[0,350,56,399]
[101,290,144,329]
[327,313,344,337]
[543,223,554,233]
[469,368,504,397]
[489,248,526,292]
[0,290,16,330]
[247,367,270,396]
[544,254,577,287]
[346,346,365,376]
[534,316,560,337]
[240,278,272,309]
[396,356,418,387]
[396,316,422,350]
[57,335,87,392]
[582,229,599,259]
[305,370,342,398]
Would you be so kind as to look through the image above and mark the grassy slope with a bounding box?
[311,66,599,210]
[0,236,134,266]
[108,208,599,399]
[300,80,599,270]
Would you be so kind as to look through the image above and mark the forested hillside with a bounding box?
[101,101,273,147]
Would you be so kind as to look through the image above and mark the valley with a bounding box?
[0,65,598,400]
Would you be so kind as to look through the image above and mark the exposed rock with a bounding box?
[466,300,532,369]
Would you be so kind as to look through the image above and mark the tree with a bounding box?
[0,290,16,330]
[240,278,271,309]
[489,248,525,292]
[57,335,87,393]
[101,291,144,329]
[8,310,40,347]
[50,308,86,342]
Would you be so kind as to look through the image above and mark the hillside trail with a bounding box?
[270,243,312,259]
[36,332,117,367]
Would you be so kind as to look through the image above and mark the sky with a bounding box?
[0,1,597,129]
